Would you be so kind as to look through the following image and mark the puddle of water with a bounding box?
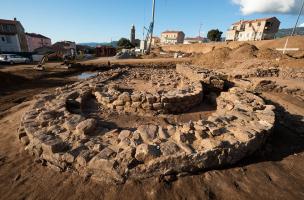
[77,72,98,80]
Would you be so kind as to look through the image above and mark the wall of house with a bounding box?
[15,22,28,52]
[0,34,21,52]
[26,35,52,52]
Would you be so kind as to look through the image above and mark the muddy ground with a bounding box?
[0,60,304,200]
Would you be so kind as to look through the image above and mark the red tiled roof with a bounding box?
[162,30,184,34]
[232,17,278,25]
[0,19,18,25]
[26,33,50,39]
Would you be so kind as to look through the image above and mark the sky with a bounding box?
[1,0,303,43]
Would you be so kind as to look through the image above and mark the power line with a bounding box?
[283,0,304,54]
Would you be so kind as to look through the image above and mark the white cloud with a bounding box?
[300,23,304,27]
[232,0,303,15]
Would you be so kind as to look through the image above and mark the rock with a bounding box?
[76,150,96,167]
[20,136,30,146]
[131,102,141,108]
[118,130,132,141]
[113,100,124,106]
[41,139,69,154]
[64,115,84,131]
[98,147,116,159]
[158,127,169,139]
[131,94,141,102]
[76,119,97,135]
[160,141,179,156]
[137,125,158,143]
[135,144,160,162]
[142,102,152,110]
[152,103,163,110]
[146,94,157,104]
[118,92,131,102]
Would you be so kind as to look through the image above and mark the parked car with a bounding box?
[0,54,30,64]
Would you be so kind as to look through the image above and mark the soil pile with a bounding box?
[257,48,284,59]
[194,47,231,67]
[258,35,304,50]
[230,43,258,60]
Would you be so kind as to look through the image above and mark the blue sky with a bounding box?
[1,0,303,43]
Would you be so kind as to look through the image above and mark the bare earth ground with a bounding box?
[0,56,304,199]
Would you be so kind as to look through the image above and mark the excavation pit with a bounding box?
[18,65,275,184]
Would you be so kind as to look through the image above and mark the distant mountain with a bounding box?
[276,27,304,38]
[77,41,118,48]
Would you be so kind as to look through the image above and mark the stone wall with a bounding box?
[94,81,203,114]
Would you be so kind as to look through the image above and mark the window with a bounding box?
[1,37,5,42]
[258,22,261,26]
[6,36,12,43]
[249,23,252,27]
[266,22,272,27]
[3,24,9,31]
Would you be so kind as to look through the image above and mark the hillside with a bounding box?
[78,41,118,47]
[276,27,304,38]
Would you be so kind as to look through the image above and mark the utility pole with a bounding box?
[147,0,156,54]
[283,0,304,54]
[199,23,202,38]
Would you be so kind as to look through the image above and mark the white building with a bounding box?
[0,18,28,52]
[160,31,185,45]
[226,17,280,41]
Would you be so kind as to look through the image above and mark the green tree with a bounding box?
[117,38,134,49]
[207,29,223,41]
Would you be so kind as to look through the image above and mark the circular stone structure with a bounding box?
[18,65,275,184]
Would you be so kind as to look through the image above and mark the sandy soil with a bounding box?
[80,57,190,66]
[162,36,304,54]
[0,59,304,199]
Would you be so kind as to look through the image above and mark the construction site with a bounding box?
[1,0,304,200]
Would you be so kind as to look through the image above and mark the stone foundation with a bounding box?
[18,66,275,184]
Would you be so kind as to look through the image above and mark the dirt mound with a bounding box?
[258,36,304,50]
[194,47,231,67]
[257,48,284,59]
[0,71,27,88]
[230,43,258,59]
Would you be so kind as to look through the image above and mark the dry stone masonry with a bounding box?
[18,65,275,184]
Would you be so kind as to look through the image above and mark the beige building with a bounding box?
[226,17,280,41]
[160,31,185,45]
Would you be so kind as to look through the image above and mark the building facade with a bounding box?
[26,33,52,52]
[226,17,280,41]
[52,41,77,57]
[95,46,116,57]
[160,31,185,45]
[0,18,28,52]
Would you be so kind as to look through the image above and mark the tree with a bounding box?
[207,29,223,41]
[117,38,134,49]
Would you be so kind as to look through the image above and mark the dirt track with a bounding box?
[0,56,304,199]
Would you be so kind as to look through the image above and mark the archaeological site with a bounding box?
[1,1,304,199]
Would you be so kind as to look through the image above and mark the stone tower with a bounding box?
[130,24,136,46]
